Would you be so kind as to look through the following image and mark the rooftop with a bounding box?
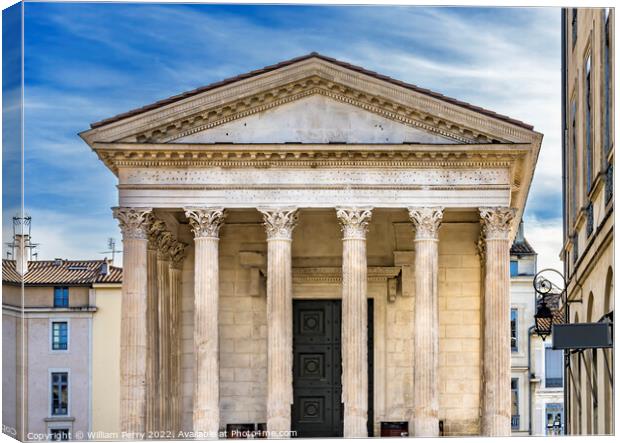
[510,237,536,255]
[2,259,122,286]
[90,52,534,131]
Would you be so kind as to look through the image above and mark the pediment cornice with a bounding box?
[93,142,529,174]
[81,59,541,146]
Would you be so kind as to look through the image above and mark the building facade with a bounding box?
[80,53,542,438]
[509,226,564,436]
[561,7,614,436]
[2,256,122,441]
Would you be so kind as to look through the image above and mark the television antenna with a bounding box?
[5,215,39,260]
[100,237,122,264]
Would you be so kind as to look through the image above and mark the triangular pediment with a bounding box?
[172,95,457,144]
[81,53,540,146]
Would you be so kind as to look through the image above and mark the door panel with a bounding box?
[292,300,373,438]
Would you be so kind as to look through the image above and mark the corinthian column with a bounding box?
[157,231,174,432]
[146,220,166,433]
[113,207,152,437]
[258,208,298,437]
[336,207,372,438]
[408,207,443,437]
[479,207,515,437]
[169,241,186,434]
[184,207,226,437]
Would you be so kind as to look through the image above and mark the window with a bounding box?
[570,96,578,223]
[50,429,70,441]
[545,347,564,388]
[511,378,519,430]
[511,309,518,352]
[603,9,612,156]
[54,287,69,308]
[51,322,68,351]
[510,260,519,277]
[545,403,564,435]
[51,372,68,416]
[584,52,593,193]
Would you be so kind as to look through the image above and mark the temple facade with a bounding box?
[80,53,542,438]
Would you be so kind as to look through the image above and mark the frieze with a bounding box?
[122,168,510,187]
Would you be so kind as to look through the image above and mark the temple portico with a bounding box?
[81,53,542,438]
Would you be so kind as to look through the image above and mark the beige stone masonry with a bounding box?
[336,207,373,438]
[169,241,186,433]
[408,207,443,437]
[259,208,298,436]
[113,207,152,437]
[185,207,227,437]
[157,231,174,431]
[479,207,515,437]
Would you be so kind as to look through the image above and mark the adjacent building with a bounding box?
[561,7,614,436]
[509,225,564,437]
[80,53,542,437]
[2,250,122,441]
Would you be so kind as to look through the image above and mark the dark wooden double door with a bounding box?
[291,299,373,438]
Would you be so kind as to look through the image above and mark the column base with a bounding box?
[482,413,511,437]
[413,416,439,437]
[267,416,291,439]
[193,411,220,439]
[344,414,368,438]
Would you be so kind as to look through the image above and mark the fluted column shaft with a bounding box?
[168,242,186,434]
[337,207,372,438]
[259,208,298,437]
[169,264,182,433]
[157,232,173,432]
[113,207,152,437]
[409,207,443,437]
[185,208,226,437]
[480,207,515,437]
[146,244,160,433]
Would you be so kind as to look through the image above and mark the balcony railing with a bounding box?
[511,415,520,430]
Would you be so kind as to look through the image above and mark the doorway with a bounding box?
[291,299,373,437]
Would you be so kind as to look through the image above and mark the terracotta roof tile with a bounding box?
[2,259,122,285]
[510,238,536,255]
[90,52,534,131]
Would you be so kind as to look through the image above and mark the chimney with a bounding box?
[99,259,109,276]
[14,234,29,275]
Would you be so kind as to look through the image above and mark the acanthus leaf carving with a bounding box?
[169,240,187,268]
[479,207,516,240]
[336,207,373,240]
[112,207,153,240]
[258,207,299,241]
[184,207,227,239]
[408,206,444,240]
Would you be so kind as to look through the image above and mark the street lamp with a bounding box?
[534,299,554,341]
[532,268,567,340]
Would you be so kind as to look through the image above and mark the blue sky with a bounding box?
[3,2,562,270]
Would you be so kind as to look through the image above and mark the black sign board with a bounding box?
[552,323,613,350]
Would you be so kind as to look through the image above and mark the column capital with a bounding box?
[169,241,187,269]
[148,219,167,250]
[336,207,373,240]
[258,207,298,241]
[113,207,152,240]
[408,206,444,240]
[479,207,516,240]
[184,207,226,239]
[156,231,175,261]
